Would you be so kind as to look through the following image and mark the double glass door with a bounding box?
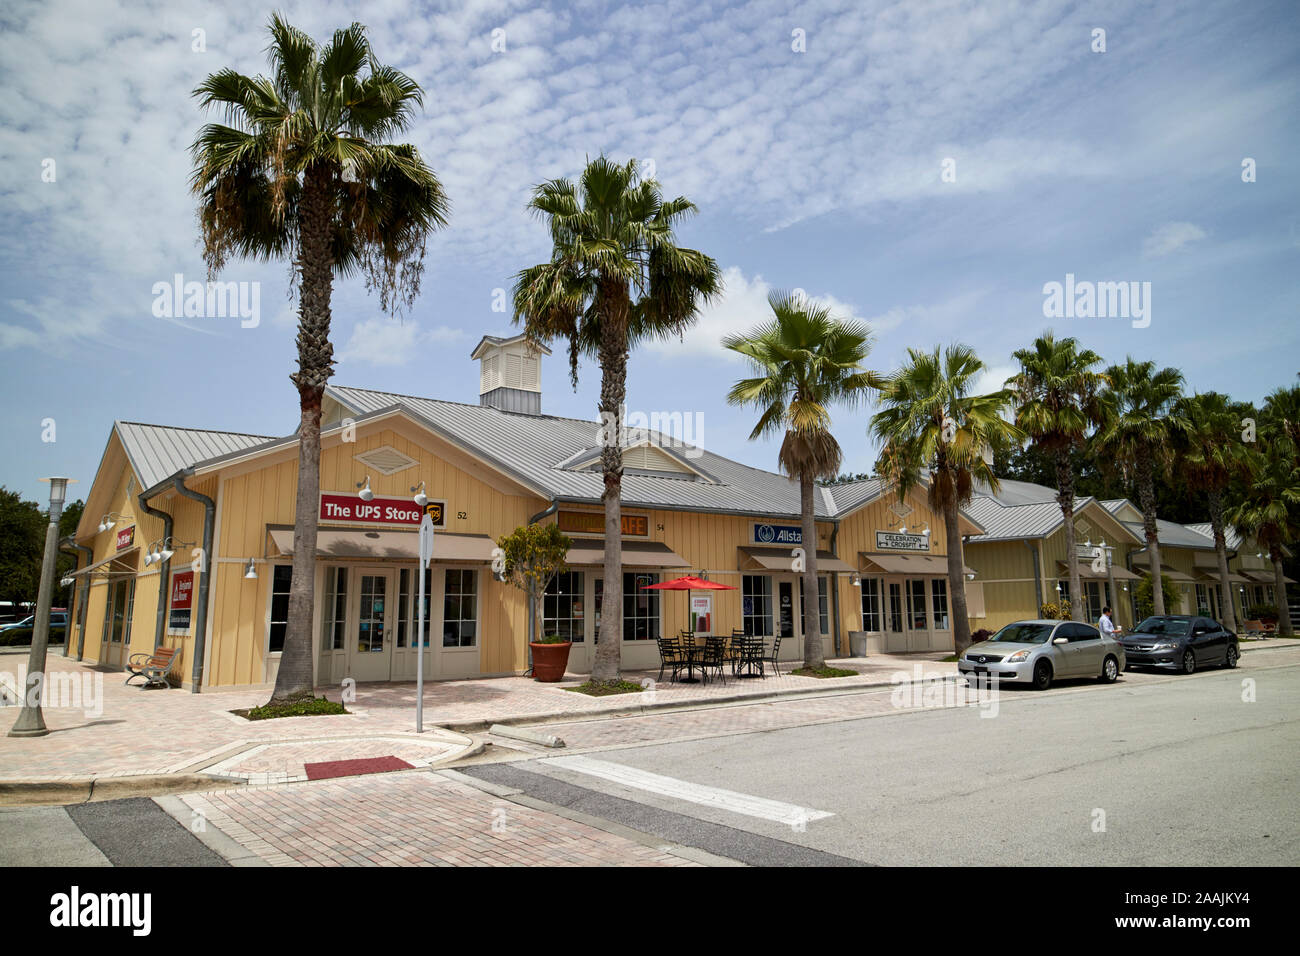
[101,578,134,669]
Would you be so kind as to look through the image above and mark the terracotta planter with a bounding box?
[530,641,573,682]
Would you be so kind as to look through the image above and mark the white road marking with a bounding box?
[544,754,833,826]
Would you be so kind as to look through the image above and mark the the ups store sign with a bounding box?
[558,510,648,536]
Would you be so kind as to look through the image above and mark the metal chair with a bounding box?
[761,636,783,677]
[700,636,728,685]
[656,636,684,683]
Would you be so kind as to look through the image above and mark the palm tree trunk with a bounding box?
[1056,449,1082,621]
[1207,489,1236,631]
[591,279,629,683]
[799,474,824,670]
[1136,448,1165,615]
[271,165,335,703]
[1272,549,1293,637]
[945,490,973,657]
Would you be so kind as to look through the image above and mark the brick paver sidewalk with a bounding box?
[180,771,698,866]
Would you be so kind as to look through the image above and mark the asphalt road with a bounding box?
[468,654,1300,866]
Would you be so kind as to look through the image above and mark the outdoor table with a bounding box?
[734,636,766,678]
[676,635,703,683]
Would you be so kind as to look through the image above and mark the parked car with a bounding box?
[0,610,68,646]
[1119,615,1238,674]
[958,619,1125,690]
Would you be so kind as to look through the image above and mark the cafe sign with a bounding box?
[116,525,135,551]
[876,530,929,552]
[320,493,445,527]
[558,510,648,536]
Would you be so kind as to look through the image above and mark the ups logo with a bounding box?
[425,502,445,526]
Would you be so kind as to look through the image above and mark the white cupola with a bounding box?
[470,334,550,415]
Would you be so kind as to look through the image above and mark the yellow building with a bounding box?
[63,334,982,693]
[62,335,1270,693]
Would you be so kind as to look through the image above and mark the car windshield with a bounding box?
[1133,617,1191,636]
[989,623,1054,644]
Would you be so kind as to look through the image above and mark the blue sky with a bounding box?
[2,0,1297,505]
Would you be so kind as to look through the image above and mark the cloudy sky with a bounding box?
[1,0,1297,504]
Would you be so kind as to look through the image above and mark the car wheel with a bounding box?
[1181,650,1196,675]
[1099,655,1119,683]
[1224,644,1238,669]
[1032,659,1053,690]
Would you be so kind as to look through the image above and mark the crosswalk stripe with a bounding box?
[544,754,833,826]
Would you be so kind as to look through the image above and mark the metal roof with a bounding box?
[327,385,825,519]
[116,421,272,491]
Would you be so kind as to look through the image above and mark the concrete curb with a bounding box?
[0,773,242,807]
[154,794,270,867]
[436,640,1300,733]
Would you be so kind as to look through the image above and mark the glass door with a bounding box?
[101,578,133,669]
[885,581,906,652]
[350,568,395,682]
[905,578,928,651]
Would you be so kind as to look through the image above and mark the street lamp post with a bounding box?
[9,476,75,738]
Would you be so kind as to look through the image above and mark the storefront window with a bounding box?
[931,577,949,630]
[322,567,347,651]
[888,582,903,631]
[268,565,292,652]
[396,569,411,648]
[444,569,478,647]
[544,571,585,642]
[742,575,772,636]
[797,577,831,634]
[907,579,927,630]
[861,579,881,631]
[1085,581,1104,622]
[1195,583,1210,616]
[624,572,659,640]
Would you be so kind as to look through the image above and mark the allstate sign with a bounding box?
[754,523,802,545]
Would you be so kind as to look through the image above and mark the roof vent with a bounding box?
[470,334,550,415]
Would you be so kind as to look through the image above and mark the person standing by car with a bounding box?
[1099,606,1121,638]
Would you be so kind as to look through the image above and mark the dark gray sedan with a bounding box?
[1119,615,1239,674]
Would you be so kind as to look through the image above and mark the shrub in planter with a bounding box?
[1135,573,1179,619]
[970,628,994,644]
[1250,603,1279,624]
[1039,600,1071,620]
[497,523,573,682]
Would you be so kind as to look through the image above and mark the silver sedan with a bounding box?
[958,619,1126,690]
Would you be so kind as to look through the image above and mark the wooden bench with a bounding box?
[126,647,177,689]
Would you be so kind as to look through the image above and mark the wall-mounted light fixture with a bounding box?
[244,558,258,580]
[144,536,192,566]
[356,475,373,502]
[411,481,427,507]
[97,511,132,533]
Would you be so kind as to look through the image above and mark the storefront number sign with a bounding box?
[876,531,929,552]
[320,493,446,526]
[169,570,194,630]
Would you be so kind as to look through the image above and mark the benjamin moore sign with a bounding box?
[754,523,802,545]
[876,531,929,552]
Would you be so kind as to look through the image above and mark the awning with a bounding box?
[1130,559,1195,582]
[859,552,975,576]
[563,539,690,569]
[70,547,138,577]
[739,546,855,573]
[1056,560,1140,581]
[268,528,496,562]
[1193,567,1252,584]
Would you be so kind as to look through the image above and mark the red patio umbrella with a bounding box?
[640,575,736,636]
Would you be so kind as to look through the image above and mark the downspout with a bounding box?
[137,490,173,652]
[524,500,559,673]
[61,538,93,661]
[173,475,214,693]
[829,522,842,657]
[1026,540,1042,613]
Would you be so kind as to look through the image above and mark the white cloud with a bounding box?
[337,318,465,366]
[1142,221,1208,258]
[970,362,1018,399]
[645,266,874,359]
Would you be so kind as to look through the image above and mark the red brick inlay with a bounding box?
[304,755,414,781]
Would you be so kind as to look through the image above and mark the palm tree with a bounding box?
[1007,333,1105,622]
[192,17,449,702]
[723,292,884,669]
[1262,383,1300,469]
[1174,392,1251,630]
[1226,441,1300,637]
[1094,359,1185,615]
[872,345,1022,658]
[513,157,720,684]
